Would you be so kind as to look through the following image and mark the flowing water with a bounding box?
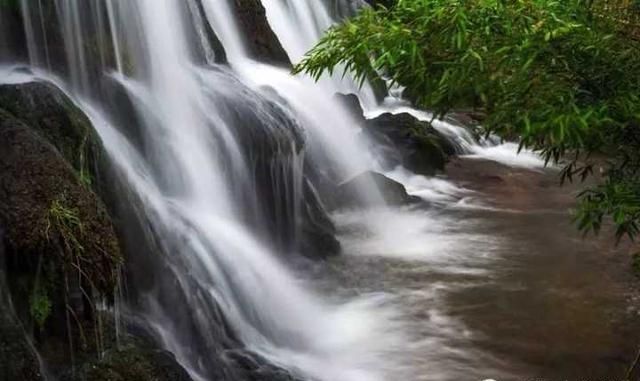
[1,1,639,380]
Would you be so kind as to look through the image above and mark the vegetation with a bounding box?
[294,0,640,241]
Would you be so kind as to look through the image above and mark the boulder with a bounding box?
[364,112,455,176]
[336,170,421,208]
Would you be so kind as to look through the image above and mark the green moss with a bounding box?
[45,196,85,256]
[29,285,52,329]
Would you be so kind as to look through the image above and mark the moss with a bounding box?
[29,284,52,329]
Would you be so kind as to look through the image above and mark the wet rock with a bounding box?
[364,112,455,176]
[0,81,103,183]
[336,170,421,208]
[232,0,290,66]
[61,337,192,381]
[0,82,131,380]
[334,93,365,122]
[299,180,341,259]
[0,82,120,293]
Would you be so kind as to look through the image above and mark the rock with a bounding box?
[232,0,290,66]
[0,82,138,380]
[0,81,103,183]
[61,337,193,381]
[336,170,421,208]
[212,79,340,260]
[364,112,455,176]
[334,93,365,122]
[298,180,341,259]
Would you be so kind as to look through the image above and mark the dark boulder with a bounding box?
[336,170,421,208]
[364,112,455,176]
[232,0,290,66]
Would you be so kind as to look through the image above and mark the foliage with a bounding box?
[45,196,85,257]
[294,0,640,241]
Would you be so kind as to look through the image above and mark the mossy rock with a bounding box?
[62,339,192,381]
[0,82,102,185]
[0,102,121,294]
[0,81,122,349]
[364,112,455,176]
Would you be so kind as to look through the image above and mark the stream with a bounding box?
[310,158,640,380]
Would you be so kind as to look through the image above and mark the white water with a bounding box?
[1,0,410,379]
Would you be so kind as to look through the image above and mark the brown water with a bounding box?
[318,158,640,381]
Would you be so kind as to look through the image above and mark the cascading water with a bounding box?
[0,0,409,380]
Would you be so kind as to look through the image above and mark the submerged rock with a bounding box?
[365,112,455,176]
[336,170,421,208]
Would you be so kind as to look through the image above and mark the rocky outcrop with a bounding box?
[231,0,290,65]
[212,80,340,259]
[334,93,454,176]
[336,170,420,208]
[0,81,192,381]
[365,112,455,176]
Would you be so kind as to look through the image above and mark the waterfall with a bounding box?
[0,0,408,380]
